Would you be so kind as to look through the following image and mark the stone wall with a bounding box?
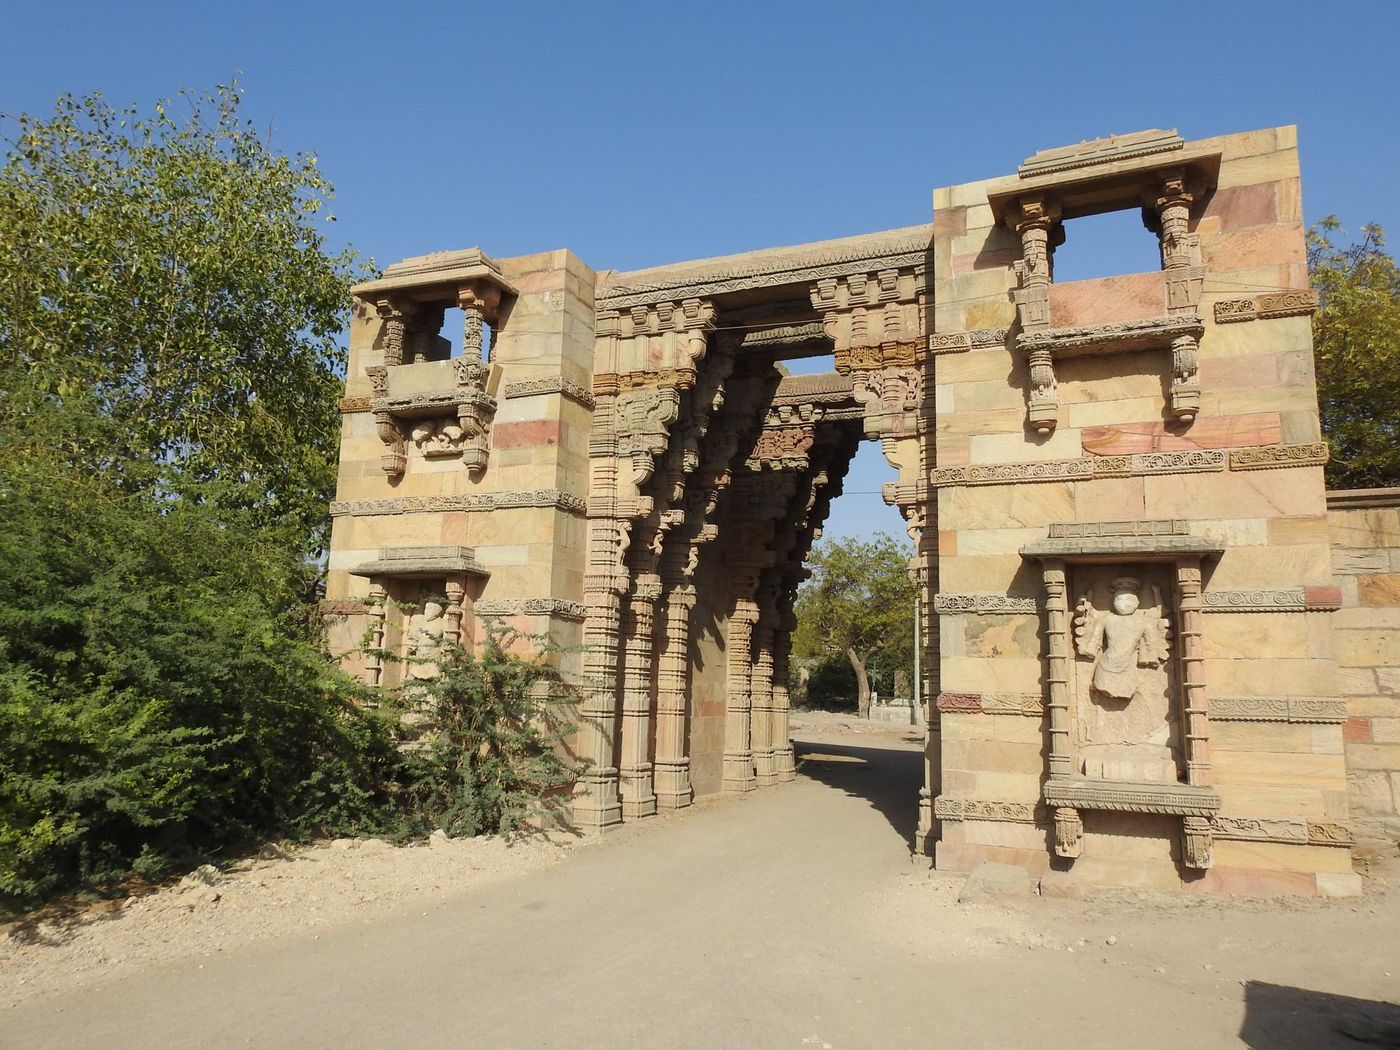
[1328,488,1400,845]
[927,126,1358,896]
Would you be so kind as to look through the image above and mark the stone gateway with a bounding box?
[323,126,1400,897]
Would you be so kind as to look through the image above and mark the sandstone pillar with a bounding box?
[619,573,661,819]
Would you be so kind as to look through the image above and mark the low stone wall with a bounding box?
[1328,488,1400,846]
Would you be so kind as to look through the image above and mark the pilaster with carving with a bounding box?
[1008,196,1063,433]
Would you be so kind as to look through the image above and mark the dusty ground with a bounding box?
[4,711,1399,1048]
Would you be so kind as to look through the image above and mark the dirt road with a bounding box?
[6,719,1399,1049]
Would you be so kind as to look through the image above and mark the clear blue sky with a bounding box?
[4,0,1395,543]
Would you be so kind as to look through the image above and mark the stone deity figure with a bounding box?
[405,599,446,680]
[1073,577,1170,701]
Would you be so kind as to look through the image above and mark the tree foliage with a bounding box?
[793,532,916,717]
[375,627,578,840]
[1309,217,1400,490]
[0,82,365,551]
[0,440,396,910]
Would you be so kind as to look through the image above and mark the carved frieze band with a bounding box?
[340,395,372,413]
[319,598,371,616]
[933,594,1040,615]
[936,692,1045,716]
[329,490,586,517]
[1201,589,1304,611]
[474,597,587,622]
[1208,816,1352,848]
[933,797,1040,823]
[1048,519,1188,539]
[1213,291,1319,324]
[1228,443,1329,471]
[928,328,1010,355]
[930,444,1328,488]
[1209,696,1348,723]
[501,377,597,409]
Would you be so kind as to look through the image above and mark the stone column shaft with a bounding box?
[722,602,759,793]
[750,622,777,786]
[619,577,660,819]
[1176,558,1211,787]
[654,585,695,808]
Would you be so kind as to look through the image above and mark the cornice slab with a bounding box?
[501,377,597,409]
[1043,777,1221,817]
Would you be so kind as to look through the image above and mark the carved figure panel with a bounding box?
[1070,567,1179,783]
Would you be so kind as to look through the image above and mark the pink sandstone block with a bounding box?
[1050,271,1166,327]
[493,420,563,449]
[1081,413,1281,455]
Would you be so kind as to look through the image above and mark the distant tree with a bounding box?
[0,82,366,553]
[793,532,916,718]
[1308,217,1400,489]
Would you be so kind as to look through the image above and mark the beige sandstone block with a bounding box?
[1068,396,1178,430]
[1196,518,1270,547]
[1347,696,1395,719]
[1305,612,1336,660]
[940,483,1076,530]
[942,739,1042,775]
[939,714,997,742]
[963,614,1041,659]
[934,349,1017,385]
[962,298,1016,330]
[941,656,1043,694]
[956,821,1046,850]
[968,428,1083,463]
[1336,628,1400,668]
[935,407,1027,438]
[1270,515,1330,546]
[1329,509,1400,549]
[1206,658,1339,698]
[1343,742,1400,772]
[967,770,1042,800]
[1311,725,1345,756]
[1209,722,1318,753]
[955,379,1027,415]
[992,718,1046,744]
[1202,612,1309,660]
[1203,316,1312,358]
[938,554,1030,592]
[1209,543,1333,590]
[1143,469,1323,521]
[1216,784,1327,819]
[1211,840,1352,875]
[1072,476,1146,522]
[1213,750,1346,785]
[952,527,1045,556]
[1216,150,1298,190]
[1081,812,1179,862]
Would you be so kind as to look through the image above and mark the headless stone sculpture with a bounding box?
[1073,576,1177,782]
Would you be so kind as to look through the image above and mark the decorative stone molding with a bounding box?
[1212,290,1319,324]
[1015,315,1206,433]
[592,368,699,394]
[928,328,1009,354]
[933,797,1039,823]
[349,545,488,579]
[932,593,1040,615]
[1209,696,1348,723]
[501,376,597,409]
[596,227,930,311]
[340,395,372,413]
[1049,519,1188,539]
[1018,129,1185,179]
[1206,816,1350,847]
[1042,777,1221,817]
[1201,589,1305,611]
[1306,821,1354,848]
[930,458,1095,487]
[329,490,586,517]
[319,598,371,616]
[935,692,1045,716]
[1228,442,1329,471]
[739,321,828,350]
[930,449,1243,488]
[474,597,587,622]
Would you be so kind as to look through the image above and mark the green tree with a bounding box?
[793,532,916,718]
[1308,217,1400,490]
[0,82,365,552]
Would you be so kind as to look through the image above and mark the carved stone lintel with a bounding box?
[935,692,1045,716]
[329,490,585,517]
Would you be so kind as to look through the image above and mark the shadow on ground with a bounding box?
[791,736,923,850]
[1241,981,1400,1048]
